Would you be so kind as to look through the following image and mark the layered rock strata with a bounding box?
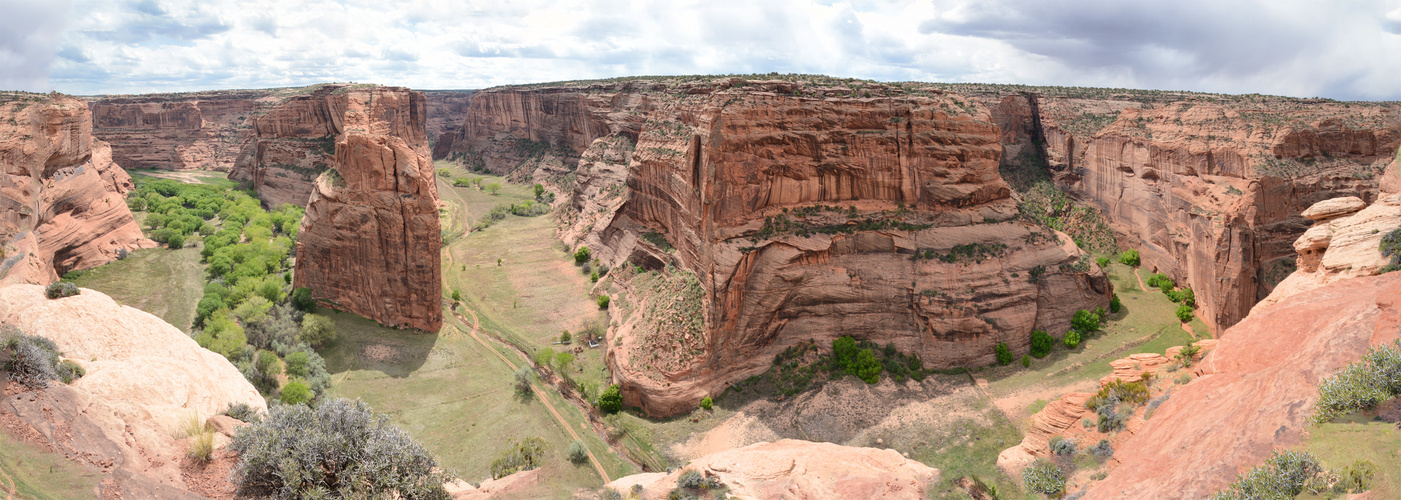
[0,284,266,497]
[230,84,429,207]
[607,439,939,500]
[1256,193,1401,310]
[1,93,154,285]
[974,89,1401,333]
[88,89,277,171]
[293,131,442,332]
[422,89,474,158]
[446,78,1110,416]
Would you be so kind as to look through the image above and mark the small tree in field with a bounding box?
[598,384,622,413]
[486,183,502,195]
[995,342,1013,365]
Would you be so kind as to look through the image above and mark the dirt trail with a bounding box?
[0,464,14,500]
[1133,268,1147,292]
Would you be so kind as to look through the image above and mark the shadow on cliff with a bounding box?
[318,311,437,378]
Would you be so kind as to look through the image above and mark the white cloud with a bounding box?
[11,0,1398,100]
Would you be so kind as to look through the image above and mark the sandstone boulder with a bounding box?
[1257,193,1401,310]
[607,439,939,500]
[1300,196,1366,221]
[0,283,265,495]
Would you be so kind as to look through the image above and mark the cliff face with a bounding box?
[292,87,441,332]
[422,90,473,158]
[230,84,429,207]
[978,90,1400,333]
[447,79,1110,416]
[89,89,276,171]
[1,93,154,285]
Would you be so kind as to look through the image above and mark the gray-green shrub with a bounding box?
[566,441,588,464]
[2,331,62,389]
[229,398,453,498]
[1209,450,1322,500]
[1022,458,1065,496]
[1311,339,1401,424]
[44,282,79,299]
[491,436,546,479]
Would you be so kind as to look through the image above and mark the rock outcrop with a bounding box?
[88,89,277,171]
[607,439,939,500]
[1256,193,1401,310]
[293,128,442,332]
[1,92,154,286]
[970,89,1401,333]
[230,84,429,207]
[446,78,1110,416]
[422,89,474,158]
[1082,271,1401,499]
[0,284,266,497]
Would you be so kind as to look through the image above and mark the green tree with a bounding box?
[233,296,274,325]
[598,384,622,413]
[853,349,882,384]
[291,287,316,311]
[533,183,545,200]
[1030,329,1054,358]
[534,347,555,369]
[995,342,1013,365]
[196,309,246,359]
[195,294,226,326]
[560,330,571,343]
[597,295,610,309]
[1096,256,1111,268]
[1071,309,1101,333]
[280,379,313,405]
[486,183,502,195]
[1064,330,1081,349]
[554,351,575,372]
[299,313,337,347]
[437,168,451,177]
[1110,294,1122,313]
[832,336,859,370]
[167,233,185,249]
[699,396,713,410]
[1119,249,1140,267]
[573,246,591,263]
[285,351,310,378]
[451,288,462,302]
[1175,304,1195,322]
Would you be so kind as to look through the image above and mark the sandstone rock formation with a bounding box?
[422,89,474,158]
[0,284,266,496]
[1,92,155,286]
[88,89,278,171]
[967,88,1401,333]
[1256,193,1401,310]
[229,84,430,207]
[1083,272,1401,499]
[293,131,442,332]
[607,439,939,500]
[445,78,1110,416]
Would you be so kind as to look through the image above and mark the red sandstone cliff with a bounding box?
[230,84,429,208]
[1,92,155,285]
[422,90,473,158]
[970,89,1401,334]
[292,86,441,332]
[88,89,277,171]
[447,78,1110,416]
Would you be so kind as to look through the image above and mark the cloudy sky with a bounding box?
[3,0,1401,99]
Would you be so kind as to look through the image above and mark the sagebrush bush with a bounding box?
[514,366,534,394]
[1209,450,1322,500]
[221,402,260,423]
[229,398,453,499]
[1049,436,1076,455]
[1092,439,1114,458]
[567,440,588,464]
[1022,458,1065,496]
[2,331,62,389]
[1311,339,1401,423]
[491,436,546,479]
[44,282,80,299]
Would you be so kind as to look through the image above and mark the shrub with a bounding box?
[1340,459,1378,493]
[1071,309,1100,333]
[44,282,80,299]
[189,430,215,462]
[451,289,462,302]
[598,384,622,413]
[1063,330,1081,349]
[1029,330,1054,358]
[2,332,61,389]
[533,183,545,200]
[561,331,572,343]
[1209,450,1322,500]
[1311,339,1401,423]
[853,349,882,383]
[1109,294,1122,313]
[995,342,1013,365]
[1381,227,1401,272]
[221,402,260,423]
[1119,249,1140,267]
[284,351,309,378]
[491,436,546,479]
[229,398,452,498]
[1049,436,1076,455]
[196,309,247,359]
[291,287,316,311]
[279,378,313,405]
[1087,379,1151,409]
[699,396,713,410]
[298,313,336,347]
[1095,256,1110,269]
[566,440,588,465]
[513,366,534,394]
[1167,287,1195,307]
[57,359,85,383]
[1021,355,1031,367]
[437,168,451,177]
[1175,343,1202,368]
[574,246,591,264]
[597,295,610,309]
[1175,304,1195,322]
[1092,439,1114,458]
[1022,458,1065,496]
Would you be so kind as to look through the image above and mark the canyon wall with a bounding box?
[230,84,429,208]
[1,92,154,286]
[422,89,474,158]
[89,89,276,171]
[963,88,1401,334]
[292,86,442,332]
[447,78,1110,416]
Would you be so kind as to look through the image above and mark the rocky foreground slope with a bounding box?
[445,77,1111,415]
[1,92,154,286]
[957,86,1401,333]
[1,284,266,497]
[291,85,443,332]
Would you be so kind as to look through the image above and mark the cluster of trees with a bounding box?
[996,307,1106,366]
[1146,273,1196,322]
[130,177,332,406]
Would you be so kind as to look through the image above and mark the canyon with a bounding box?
[444,78,1112,416]
[1,92,154,286]
[958,87,1401,333]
